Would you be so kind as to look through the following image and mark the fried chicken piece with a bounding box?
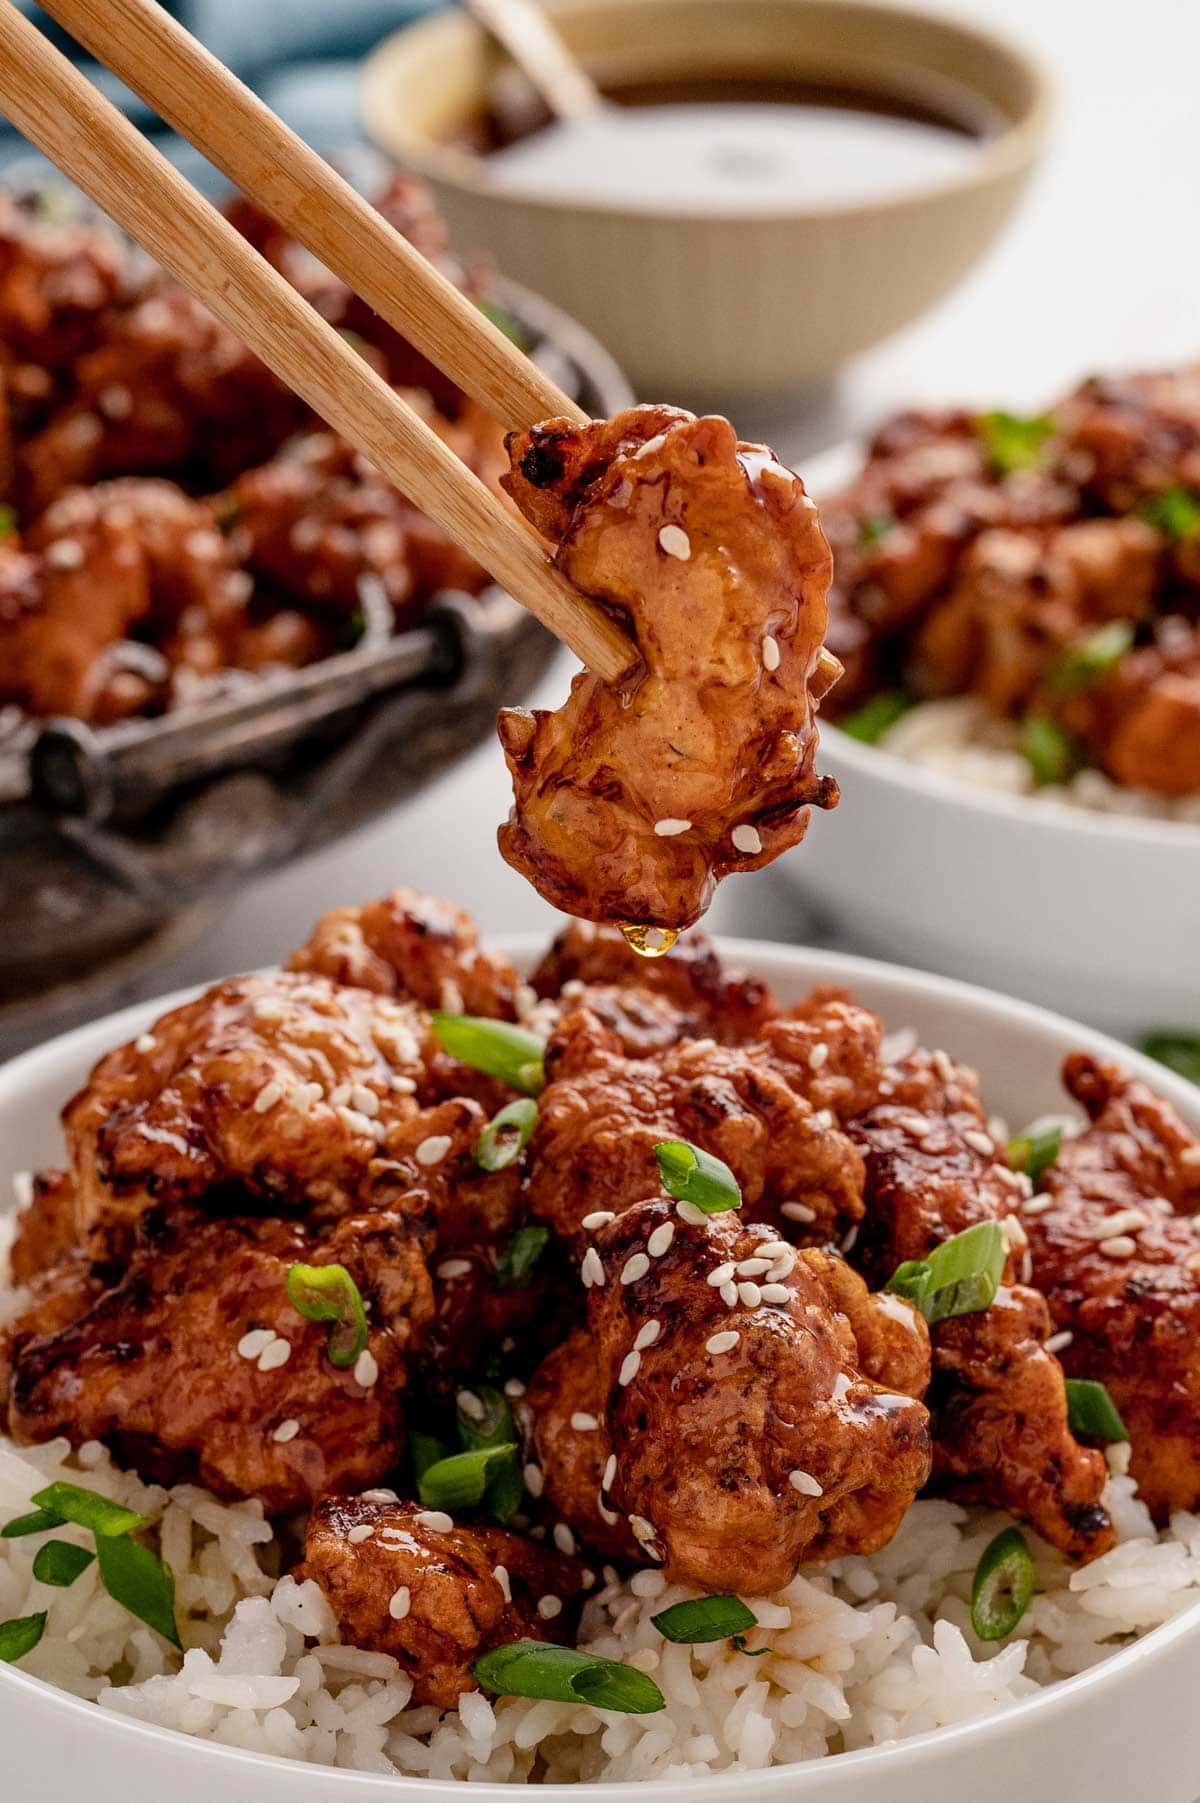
[1026,1053,1200,1520]
[287,889,521,1019]
[522,1330,641,1563]
[497,404,838,930]
[8,1168,78,1285]
[572,1201,930,1591]
[0,194,126,373]
[1054,367,1200,513]
[529,920,779,1044]
[303,1496,585,1708]
[1051,625,1200,797]
[531,1008,866,1250]
[5,1203,433,1510]
[62,971,430,1257]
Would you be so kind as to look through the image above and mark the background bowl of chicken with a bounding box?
[785,434,1200,1044]
[2,933,1200,1800]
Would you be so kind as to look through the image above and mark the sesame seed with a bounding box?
[351,1084,380,1118]
[354,1349,379,1389]
[618,1350,641,1386]
[493,1564,512,1601]
[45,538,84,569]
[602,1454,618,1490]
[732,824,762,856]
[647,1223,675,1258]
[416,1134,453,1166]
[815,1109,836,1129]
[789,1469,824,1496]
[757,1241,793,1261]
[707,1262,737,1288]
[253,1080,284,1114]
[570,1411,599,1432]
[782,1202,816,1223]
[237,1328,274,1360]
[761,1283,791,1304]
[361,1488,398,1503]
[582,1211,616,1231]
[676,1199,708,1227]
[654,818,692,837]
[1045,1331,1074,1354]
[629,1515,657,1543]
[11,1172,32,1211]
[1099,1235,1137,1258]
[634,1319,661,1351]
[964,1129,995,1157]
[388,1586,412,1620]
[933,1049,955,1082]
[291,1081,323,1116]
[534,1592,563,1622]
[762,634,781,672]
[1024,1195,1054,1216]
[258,1338,291,1372]
[630,1569,667,1598]
[621,1253,650,1285]
[808,1042,829,1071]
[457,1389,485,1422]
[720,1281,738,1307]
[414,1510,453,1533]
[436,1258,472,1281]
[581,1248,606,1288]
[1181,1146,1200,1172]
[705,1330,740,1355]
[658,524,691,560]
[738,1282,763,1308]
[1086,1208,1148,1239]
[553,1523,576,1556]
[135,1032,157,1054]
[736,1257,772,1277]
[347,1523,375,1544]
[898,1113,932,1138]
[523,1463,544,1498]
[336,1106,378,1137]
[841,1224,860,1254]
[272,1418,300,1443]
[504,1378,527,1399]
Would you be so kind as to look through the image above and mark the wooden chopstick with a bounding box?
[34,0,587,437]
[0,1,634,684]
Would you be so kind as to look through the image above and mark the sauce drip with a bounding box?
[621,924,679,959]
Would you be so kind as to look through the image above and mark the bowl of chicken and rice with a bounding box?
[0,890,1199,1803]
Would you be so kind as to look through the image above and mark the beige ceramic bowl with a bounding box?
[362,0,1051,396]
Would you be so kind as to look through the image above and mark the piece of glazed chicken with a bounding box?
[497,405,840,934]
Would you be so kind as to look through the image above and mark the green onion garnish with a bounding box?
[495,1223,550,1290]
[2,1507,65,1539]
[418,1444,519,1512]
[478,299,529,349]
[976,410,1055,476]
[473,1641,665,1714]
[970,1526,1035,1641]
[95,1535,180,1648]
[32,1540,95,1588]
[858,512,895,549]
[431,1015,545,1096]
[1021,714,1080,788]
[1046,621,1134,695]
[839,691,911,745]
[731,1633,769,1657]
[886,1220,1007,1326]
[285,1262,368,1369]
[0,503,17,539]
[478,1099,539,1173]
[1007,1123,1062,1187]
[1138,485,1200,540]
[655,1140,742,1213]
[0,1613,46,1663]
[1140,1033,1200,1088]
[457,1386,522,1524]
[651,1596,757,1644]
[30,1483,146,1540]
[1065,1378,1129,1443]
[410,1430,451,1485]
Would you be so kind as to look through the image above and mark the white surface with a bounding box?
[4,938,1200,1800]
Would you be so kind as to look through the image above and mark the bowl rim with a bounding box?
[361,0,1054,227]
[1,933,1199,1796]
[801,439,1200,851]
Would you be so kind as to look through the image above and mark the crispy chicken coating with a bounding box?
[1026,1053,1200,1520]
[530,1007,866,1251]
[5,1202,433,1510]
[303,1496,584,1708]
[522,1329,640,1563]
[0,194,125,375]
[8,1167,78,1285]
[1053,624,1200,796]
[497,404,838,930]
[569,1200,930,1591]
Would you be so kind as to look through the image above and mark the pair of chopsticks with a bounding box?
[0,0,633,684]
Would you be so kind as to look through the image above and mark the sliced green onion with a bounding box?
[473,1640,665,1714]
[418,1444,518,1512]
[970,1526,1035,1641]
[1007,1123,1062,1187]
[0,1612,46,1663]
[651,1596,757,1644]
[1140,1032,1200,1088]
[32,1540,95,1587]
[457,1386,522,1523]
[1065,1378,1129,1443]
[410,1430,451,1485]
[495,1223,550,1290]
[95,1535,180,1648]
[0,503,17,539]
[857,512,896,549]
[2,1507,65,1539]
[886,1220,1006,1326]
[1021,714,1081,788]
[478,1099,539,1174]
[840,691,911,745]
[976,410,1055,476]
[655,1140,742,1213]
[478,299,529,350]
[1046,621,1135,695]
[30,1483,146,1540]
[286,1262,368,1369]
[1139,485,1200,540]
[431,1014,545,1096]
[731,1634,769,1657]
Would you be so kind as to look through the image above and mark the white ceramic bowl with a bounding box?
[781,446,1200,1040]
[3,939,1200,1800]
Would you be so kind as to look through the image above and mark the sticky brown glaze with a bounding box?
[497,404,838,930]
[521,1328,642,1564]
[1026,1053,1200,1521]
[530,1008,866,1252]
[577,1199,930,1592]
[8,1167,79,1285]
[303,1496,585,1708]
[4,1202,433,1510]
